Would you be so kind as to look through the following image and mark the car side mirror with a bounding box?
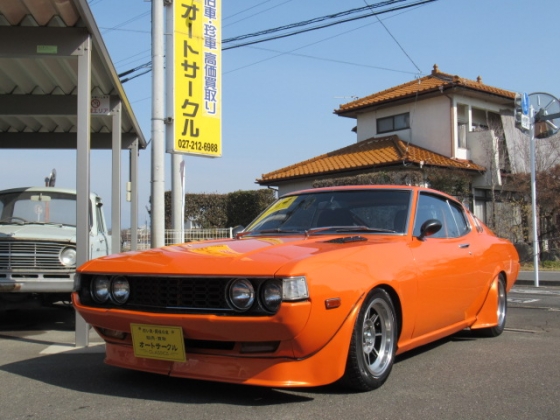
[417,219,442,241]
[232,225,245,238]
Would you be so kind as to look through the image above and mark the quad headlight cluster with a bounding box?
[226,276,308,313]
[90,275,130,305]
[86,274,308,313]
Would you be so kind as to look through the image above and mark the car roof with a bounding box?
[281,185,463,206]
[285,185,439,195]
[0,186,101,200]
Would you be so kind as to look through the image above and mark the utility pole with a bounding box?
[151,0,165,248]
[165,1,185,244]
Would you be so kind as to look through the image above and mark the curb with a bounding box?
[514,279,559,287]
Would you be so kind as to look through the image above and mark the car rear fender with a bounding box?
[470,273,504,329]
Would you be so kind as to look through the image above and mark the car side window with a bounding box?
[414,193,469,238]
[447,200,470,237]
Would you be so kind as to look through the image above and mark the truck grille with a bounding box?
[0,240,67,270]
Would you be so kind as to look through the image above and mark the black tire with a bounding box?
[340,288,397,392]
[477,275,507,337]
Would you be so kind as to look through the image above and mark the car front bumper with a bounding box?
[73,293,358,388]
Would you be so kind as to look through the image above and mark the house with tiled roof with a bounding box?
[257,64,534,223]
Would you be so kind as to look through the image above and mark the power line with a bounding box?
[100,11,150,35]
[224,0,296,28]
[118,61,152,82]
[120,69,152,84]
[223,0,279,20]
[239,46,419,75]
[118,0,435,82]
[363,0,422,73]
[223,0,437,51]
[223,0,404,43]
[224,5,423,76]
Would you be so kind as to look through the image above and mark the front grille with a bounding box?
[80,275,275,315]
[0,240,68,270]
[130,276,229,311]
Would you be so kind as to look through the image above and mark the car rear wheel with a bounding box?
[478,275,507,337]
[340,288,397,392]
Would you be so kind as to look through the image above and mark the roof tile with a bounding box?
[257,135,485,184]
[335,64,516,115]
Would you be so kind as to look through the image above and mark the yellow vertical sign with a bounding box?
[172,0,221,157]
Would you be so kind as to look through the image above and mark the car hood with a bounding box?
[78,235,400,276]
[0,224,76,243]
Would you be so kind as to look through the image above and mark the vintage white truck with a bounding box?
[0,187,111,309]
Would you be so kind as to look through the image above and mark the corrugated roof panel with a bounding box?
[0,0,146,149]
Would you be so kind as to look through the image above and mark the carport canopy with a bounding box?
[0,0,148,346]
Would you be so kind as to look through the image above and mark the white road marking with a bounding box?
[40,342,105,355]
[508,298,540,304]
[511,287,560,296]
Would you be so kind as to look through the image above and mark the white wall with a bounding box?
[277,179,315,197]
[468,130,501,187]
[356,96,453,157]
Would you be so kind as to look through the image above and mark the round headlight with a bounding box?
[111,276,130,304]
[91,275,110,303]
[228,278,255,311]
[261,280,282,313]
[60,247,77,267]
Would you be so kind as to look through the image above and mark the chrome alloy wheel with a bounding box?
[496,277,506,327]
[361,297,396,377]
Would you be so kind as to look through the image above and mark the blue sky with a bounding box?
[1,0,559,228]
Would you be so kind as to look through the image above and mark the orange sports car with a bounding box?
[73,186,519,392]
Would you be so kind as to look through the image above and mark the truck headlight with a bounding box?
[60,247,77,266]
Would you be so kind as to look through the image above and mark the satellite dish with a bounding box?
[528,92,560,139]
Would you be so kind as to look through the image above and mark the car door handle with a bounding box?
[459,243,470,248]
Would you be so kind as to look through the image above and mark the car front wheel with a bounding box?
[340,288,397,392]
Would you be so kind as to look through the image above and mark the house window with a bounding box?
[377,112,410,134]
[457,103,469,148]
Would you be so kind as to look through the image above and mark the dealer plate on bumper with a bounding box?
[130,323,186,362]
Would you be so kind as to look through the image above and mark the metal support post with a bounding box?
[75,35,92,347]
[530,106,539,287]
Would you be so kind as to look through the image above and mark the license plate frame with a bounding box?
[130,323,186,362]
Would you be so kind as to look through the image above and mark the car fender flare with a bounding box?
[291,284,401,381]
[471,273,503,330]
[292,291,365,361]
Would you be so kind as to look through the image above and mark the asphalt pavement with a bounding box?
[0,274,558,420]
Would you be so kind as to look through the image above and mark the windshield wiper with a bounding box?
[22,221,67,227]
[248,228,305,236]
[306,225,395,236]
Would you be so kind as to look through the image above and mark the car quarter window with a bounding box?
[413,193,470,238]
[447,200,470,237]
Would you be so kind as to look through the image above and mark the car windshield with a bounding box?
[0,191,78,226]
[244,189,412,235]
